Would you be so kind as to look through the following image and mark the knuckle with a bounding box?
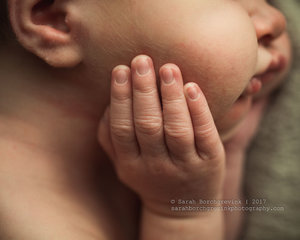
[134,115,163,136]
[194,106,210,119]
[110,119,134,140]
[195,122,216,139]
[199,148,225,172]
[164,123,192,140]
[163,95,184,104]
[192,107,212,124]
[135,86,157,96]
[197,151,212,162]
[196,134,224,161]
[111,93,131,102]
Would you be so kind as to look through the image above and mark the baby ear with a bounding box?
[8,0,82,67]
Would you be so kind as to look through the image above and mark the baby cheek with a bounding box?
[183,8,258,118]
[177,46,252,119]
[204,33,257,97]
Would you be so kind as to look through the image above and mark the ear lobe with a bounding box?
[8,0,82,67]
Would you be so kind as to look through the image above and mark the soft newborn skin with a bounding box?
[0,0,291,239]
[75,0,289,138]
[5,0,290,138]
[132,1,258,116]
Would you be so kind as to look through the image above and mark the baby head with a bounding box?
[1,0,291,137]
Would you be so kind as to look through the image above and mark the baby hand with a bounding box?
[98,55,225,216]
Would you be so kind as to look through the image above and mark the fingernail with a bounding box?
[115,69,128,85]
[162,68,175,84]
[136,56,150,76]
[187,85,200,100]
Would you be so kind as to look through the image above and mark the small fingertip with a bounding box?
[160,63,180,72]
[160,67,175,85]
[131,54,152,66]
[131,55,153,76]
[159,64,183,87]
[184,83,200,101]
[112,65,130,74]
[112,65,130,85]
